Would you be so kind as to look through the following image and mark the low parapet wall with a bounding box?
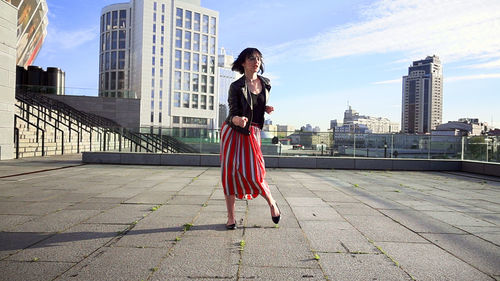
[81,152,500,177]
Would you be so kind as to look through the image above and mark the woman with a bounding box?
[220,47,281,230]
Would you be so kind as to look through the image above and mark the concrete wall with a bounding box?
[0,2,17,160]
[46,95,141,129]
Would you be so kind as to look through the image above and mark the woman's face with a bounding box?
[242,52,261,74]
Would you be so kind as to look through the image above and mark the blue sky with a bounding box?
[34,0,500,130]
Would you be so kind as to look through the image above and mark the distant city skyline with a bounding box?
[33,0,500,130]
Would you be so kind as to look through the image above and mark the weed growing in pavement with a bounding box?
[175,236,182,241]
[31,257,39,262]
[151,205,160,211]
[314,254,320,260]
[183,223,193,231]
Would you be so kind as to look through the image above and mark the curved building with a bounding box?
[99,0,219,129]
[7,0,49,67]
[99,3,133,99]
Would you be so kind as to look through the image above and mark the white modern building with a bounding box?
[99,0,219,129]
[402,55,443,134]
[337,106,398,134]
[217,47,236,128]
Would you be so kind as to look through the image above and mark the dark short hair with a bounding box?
[231,47,265,74]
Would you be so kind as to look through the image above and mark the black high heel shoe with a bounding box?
[226,220,236,230]
[272,202,281,224]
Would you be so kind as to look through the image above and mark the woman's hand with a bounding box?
[232,116,248,128]
[265,105,274,114]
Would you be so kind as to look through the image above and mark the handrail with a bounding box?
[14,115,46,158]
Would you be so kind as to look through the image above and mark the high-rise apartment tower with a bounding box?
[99,0,219,129]
[401,55,443,134]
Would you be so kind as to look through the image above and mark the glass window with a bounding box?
[151,78,154,87]
[200,95,206,109]
[185,11,192,29]
[153,34,156,44]
[209,76,214,93]
[160,79,163,88]
[202,15,209,33]
[152,56,155,66]
[193,53,199,72]
[162,4,165,13]
[183,93,189,108]
[161,15,164,24]
[152,45,156,54]
[153,13,156,22]
[100,53,103,71]
[160,68,163,76]
[106,12,111,31]
[183,72,190,91]
[159,101,162,110]
[201,75,207,92]
[105,72,109,89]
[160,58,163,67]
[210,17,216,35]
[118,71,124,89]
[175,29,182,48]
[151,112,154,122]
[184,31,191,49]
[202,35,208,53]
[210,37,215,55]
[111,31,117,49]
[175,50,181,69]
[161,25,164,34]
[192,74,199,91]
[174,92,181,107]
[105,32,110,50]
[209,96,214,110]
[194,13,200,31]
[101,15,105,32]
[100,34,104,52]
[184,52,191,70]
[159,90,162,99]
[161,36,164,45]
[191,94,198,108]
[111,51,117,69]
[201,55,207,73]
[153,23,156,33]
[160,47,163,56]
[119,10,126,28]
[174,71,181,90]
[153,2,157,11]
[105,52,110,70]
[209,56,215,74]
[112,11,118,29]
[159,112,162,123]
[151,100,154,110]
[173,116,180,123]
[118,51,125,69]
[151,89,154,98]
[176,8,183,27]
[193,33,200,51]
[119,30,126,48]
[111,72,116,89]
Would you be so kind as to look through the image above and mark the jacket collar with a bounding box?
[234,75,271,108]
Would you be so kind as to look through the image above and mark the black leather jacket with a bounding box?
[225,75,271,135]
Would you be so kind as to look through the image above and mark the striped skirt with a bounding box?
[220,122,270,200]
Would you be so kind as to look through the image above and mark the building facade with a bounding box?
[336,106,397,134]
[402,55,443,134]
[217,47,236,128]
[17,65,65,95]
[99,0,219,129]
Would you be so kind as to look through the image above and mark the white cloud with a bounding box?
[462,59,500,69]
[372,79,400,85]
[267,0,500,65]
[446,73,500,82]
[45,25,99,50]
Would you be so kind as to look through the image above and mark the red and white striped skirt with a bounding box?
[220,122,270,200]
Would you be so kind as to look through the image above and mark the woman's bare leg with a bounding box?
[262,192,280,217]
[225,195,236,225]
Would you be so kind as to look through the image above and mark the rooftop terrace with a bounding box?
[0,154,499,280]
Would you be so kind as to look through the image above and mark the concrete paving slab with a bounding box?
[242,228,320,269]
[86,204,152,225]
[12,210,101,233]
[376,242,494,281]
[151,235,239,280]
[344,215,427,243]
[422,233,500,276]
[329,202,384,216]
[0,232,53,260]
[123,191,175,204]
[0,202,72,216]
[0,260,74,281]
[422,210,495,227]
[319,252,412,281]
[380,209,466,234]
[239,266,326,281]
[5,224,125,263]
[0,214,37,231]
[56,247,166,281]
[300,221,378,254]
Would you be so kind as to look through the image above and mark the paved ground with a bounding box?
[0,155,499,281]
